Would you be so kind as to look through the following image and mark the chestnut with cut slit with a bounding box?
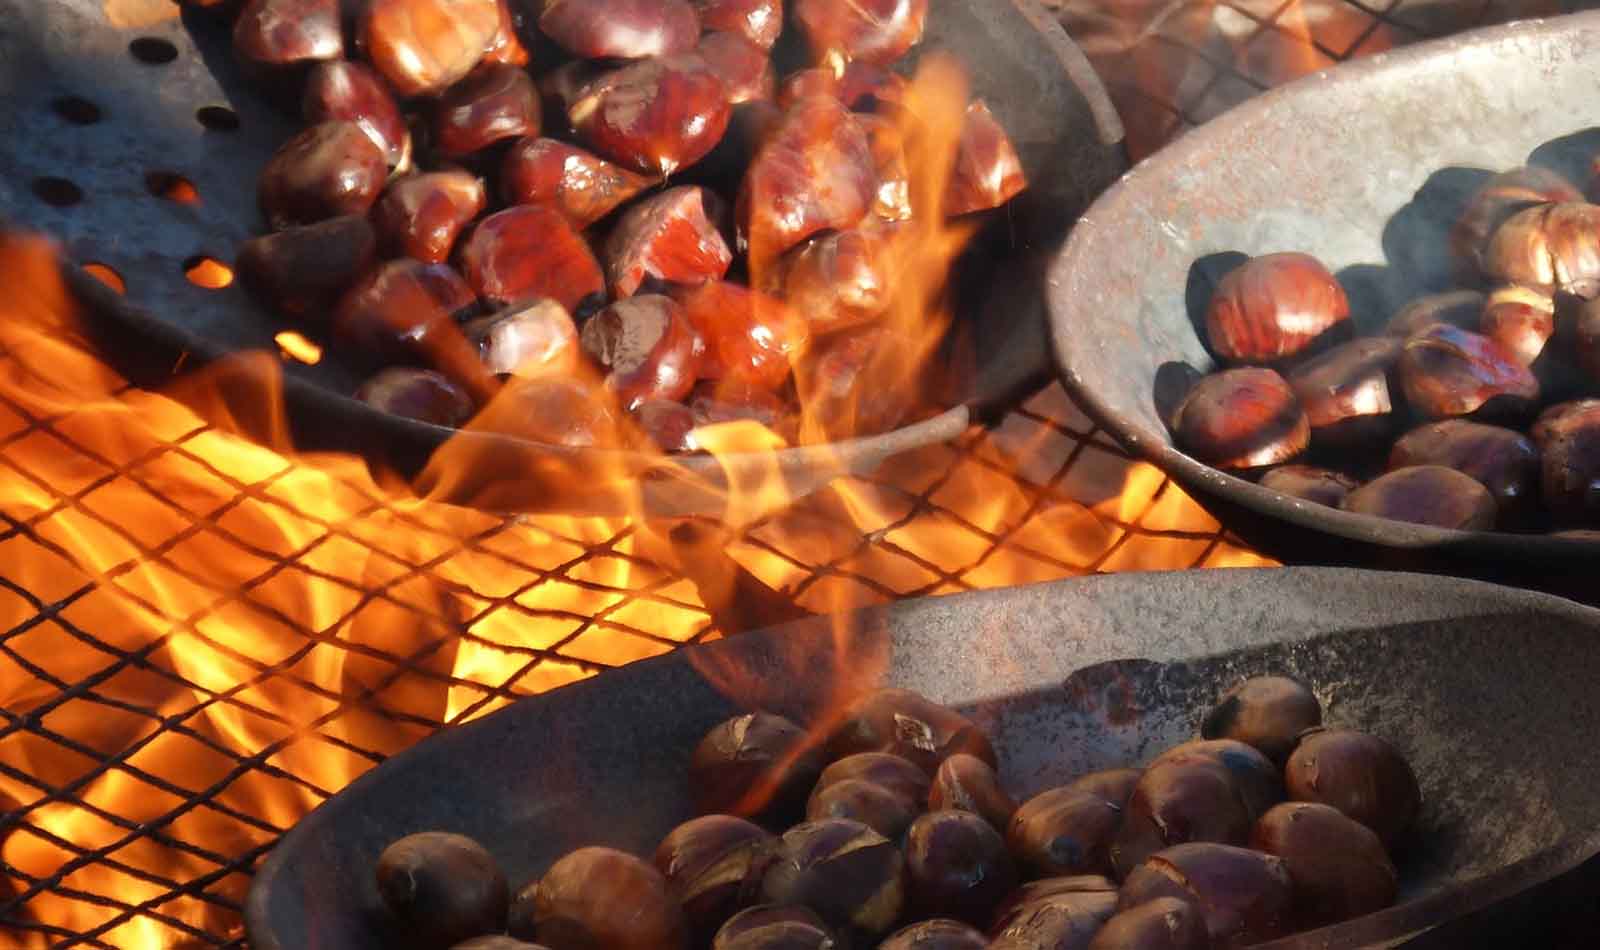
[1200,677,1321,766]
[761,818,906,939]
[829,688,996,774]
[1205,253,1350,364]
[539,0,700,60]
[1389,419,1540,518]
[1484,201,1600,297]
[905,810,1017,925]
[738,96,876,262]
[1452,166,1581,278]
[1110,758,1252,881]
[989,889,1119,950]
[500,138,650,229]
[1341,465,1498,531]
[1251,802,1398,929]
[1008,787,1123,879]
[303,61,410,172]
[992,875,1119,932]
[806,778,921,839]
[655,815,775,944]
[713,904,835,950]
[259,121,387,230]
[1259,465,1360,509]
[522,847,688,950]
[1397,324,1539,421]
[1284,727,1421,848]
[929,752,1017,831]
[880,919,988,950]
[1119,843,1293,949]
[375,831,508,949]
[580,294,703,410]
[372,170,487,264]
[569,55,732,177]
[1174,368,1309,471]
[452,937,552,950]
[458,205,605,313]
[690,711,823,823]
[605,186,734,299]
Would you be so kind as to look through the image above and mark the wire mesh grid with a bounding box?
[0,0,1565,945]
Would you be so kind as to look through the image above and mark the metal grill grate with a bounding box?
[0,0,1566,946]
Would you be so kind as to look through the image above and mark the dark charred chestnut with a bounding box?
[690,711,825,823]
[1251,801,1398,929]
[303,61,410,172]
[605,186,734,298]
[806,778,921,839]
[930,752,1017,831]
[713,904,835,950]
[761,818,907,938]
[501,138,650,229]
[333,259,482,369]
[1119,843,1292,949]
[580,295,703,410]
[1200,677,1322,766]
[793,0,929,65]
[672,281,804,392]
[992,875,1119,932]
[815,752,932,803]
[905,810,1018,925]
[695,0,783,49]
[259,121,387,230]
[655,815,775,943]
[697,32,776,105]
[946,100,1029,216]
[1533,399,1600,524]
[464,299,579,378]
[452,937,553,950]
[1389,419,1540,518]
[1086,897,1209,950]
[1205,253,1350,364]
[481,376,621,448]
[232,0,342,77]
[372,170,487,264]
[1286,337,1401,447]
[1484,201,1600,297]
[829,687,997,774]
[738,96,876,265]
[1007,788,1123,878]
[569,55,732,177]
[375,831,508,948]
[362,0,501,98]
[1385,289,1487,338]
[434,62,541,158]
[1067,769,1143,809]
[1284,727,1421,847]
[1451,166,1582,279]
[524,846,688,950]
[988,890,1119,950]
[1258,465,1360,509]
[539,0,699,60]
[1397,324,1539,420]
[458,205,605,312]
[779,227,893,334]
[1480,285,1557,367]
[236,214,376,315]
[1109,759,1251,881]
[1174,368,1309,470]
[1341,465,1498,530]
[880,919,988,950]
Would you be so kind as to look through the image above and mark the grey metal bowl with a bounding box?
[0,0,1125,516]
[1048,14,1600,566]
[244,567,1600,949]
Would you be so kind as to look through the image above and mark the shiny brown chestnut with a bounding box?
[303,61,410,173]
[946,100,1029,217]
[1251,801,1398,929]
[539,0,700,60]
[523,847,688,950]
[991,875,1119,932]
[779,227,894,334]
[988,890,1119,950]
[538,61,606,129]
[1484,201,1600,297]
[738,96,876,265]
[1205,253,1350,364]
[1534,399,1600,524]
[814,752,932,804]
[232,0,342,77]
[333,259,485,381]
[464,299,579,378]
[1397,324,1539,421]
[479,375,621,448]
[905,810,1018,925]
[1385,289,1487,338]
[482,0,529,66]
[433,62,541,159]
[1149,740,1283,823]
[1109,758,1252,881]
[694,0,783,49]
[761,818,906,939]
[697,31,776,105]
[1581,297,1600,382]
[1389,419,1540,518]
[570,55,732,177]
[605,186,733,298]
[713,904,835,950]
[452,936,553,950]
[930,752,1017,831]
[259,121,387,230]
[1340,464,1498,531]
[793,0,928,65]
[375,831,508,948]
[355,367,475,429]
[1451,166,1582,279]
[1284,727,1421,847]
[1119,843,1292,949]
[501,138,650,229]
[1200,677,1322,766]
[1258,465,1361,509]
[1480,285,1557,367]
[1067,769,1143,809]
[806,778,922,839]
[458,205,605,313]
[581,295,703,410]
[779,63,908,113]
[672,281,804,392]
[633,398,699,452]
[829,687,997,774]
[1007,788,1123,879]
[690,711,825,822]
[236,214,377,315]
[654,815,775,943]
[1174,368,1309,470]
[372,170,487,264]
[362,0,501,98]
[1086,897,1209,950]
[880,919,988,950]
[1286,337,1401,446]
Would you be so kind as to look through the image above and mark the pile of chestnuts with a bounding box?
[216,0,1028,451]
[374,675,1421,949]
[1169,163,1600,532]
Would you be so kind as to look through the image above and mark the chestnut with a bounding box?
[690,711,824,823]
[761,818,907,939]
[688,380,789,433]
[1258,465,1361,509]
[372,170,488,264]
[1384,289,1487,338]
[501,138,650,229]
[1200,677,1322,766]
[858,113,913,223]
[539,61,607,127]
[362,0,501,98]
[737,96,876,264]
[524,846,688,950]
[1389,419,1540,518]
[1285,337,1401,446]
[807,778,921,840]
[1340,465,1498,531]
[697,31,777,105]
[464,299,579,378]
[259,121,387,230]
[779,227,893,334]
[232,0,342,77]
[1451,166,1581,278]
[581,294,703,410]
[672,281,805,392]
[1483,201,1600,297]
[1532,399,1600,446]
[458,205,606,313]
[880,919,988,950]
[634,398,700,453]
[988,890,1119,950]
[793,0,929,66]
[1109,759,1251,881]
[1148,740,1283,823]
[333,259,482,368]
[778,63,907,112]
[795,325,918,439]
[1284,727,1421,847]
[539,0,700,60]
[713,904,835,950]
[930,752,1018,831]
[719,924,836,950]
[482,0,529,66]
[1174,368,1309,470]
[815,751,932,804]
[1397,324,1539,421]
[569,55,732,177]
[1480,285,1557,367]
[1533,399,1600,524]
[375,831,508,948]
[303,61,410,172]
[481,376,621,448]
[1204,253,1350,364]
[604,186,734,298]
[1118,843,1293,948]
[654,815,776,943]
[828,688,997,774]
[1067,769,1143,809]
[236,213,377,315]
[694,0,783,50]
[946,100,1029,217]
[1251,801,1398,929]
[452,938,552,950]
[991,875,1119,932]
[433,62,541,159]
[1085,897,1209,950]
[1581,297,1600,382]
[1007,788,1123,878]
[905,810,1018,925]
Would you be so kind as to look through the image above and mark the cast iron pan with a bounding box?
[244,567,1600,949]
[0,0,1125,516]
[1049,14,1600,577]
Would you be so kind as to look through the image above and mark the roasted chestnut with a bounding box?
[458,205,605,312]
[697,31,777,105]
[1389,419,1540,518]
[333,258,483,373]
[689,380,789,433]
[633,398,699,452]
[713,904,835,950]
[1174,368,1309,470]
[690,711,824,823]
[828,688,997,774]
[1119,843,1293,948]
[1067,769,1143,809]
[1451,166,1581,278]
[580,294,703,410]
[1384,289,1487,338]
[814,752,932,804]
[694,0,783,50]
[1284,727,1421,847]
[1110,758,1252,881]
[988,890,1119,950]
[1204,253,1350,364]
[672,281,804,392]
[375,831,508,948]
[797,325,918,439]
[539,0,700,60]
[880,919,988,950]
[433,62,541,158]
[372,170,488,264]
[1258,465,1360,509]
[737,96,876,265]
[1007,788,1123,878]
[761,818,907,939]
[356,367,477,426]
[1480,285,1557,367]
[793,0,929,65]
[1397,324,1539,421]
[481,375,621,448]
[1200,676,1322,766]
[1532,399,1600,523]
[991,875,1119,932]
[232,0,342,77]
[655,815,775,943]
[905,810,1018,925]
[259,121,388,230]
[362,0,501,98]
[1251,802,1398,929]
[806,778,921,839]
[523,846,688,950]
[1086,897,1209,950]
[500,137,650,229]
[451,937,552,950]
[482,0,529,66]
[465,299,579,379]
[719,923,836,950]
[930,752,1018,831]
[779,227,894,334]
[236,213,377,315]
[946,100,1029,217]
[1286,337,1400,446]
[1483,201,1600,297]
[605,186,734,298]
[1340,465,1498,530]
[569,55,732,176]
[303,61,410,172]
[1148,740,1282,823]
